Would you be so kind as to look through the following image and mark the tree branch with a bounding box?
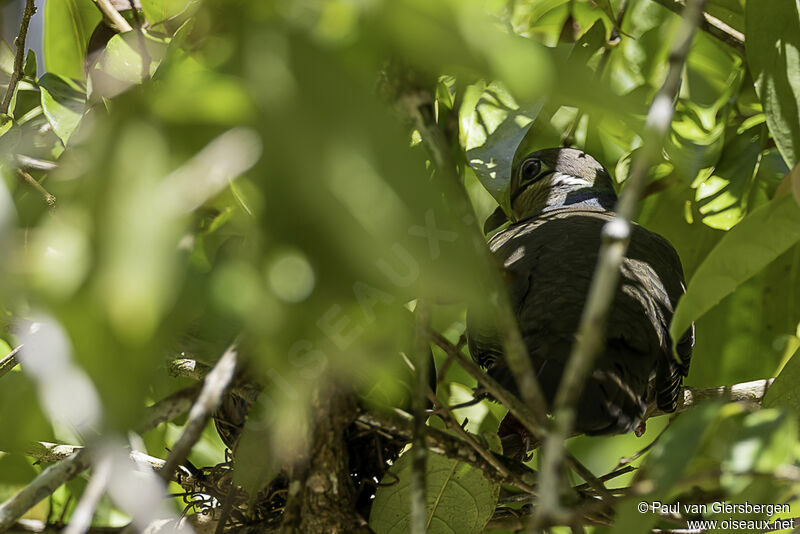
[649,0,745,54]
[355,411,538,493]
[0,449,91,532]
[138,382,202,434]
[536,0,710,525]
[92,0,133,33]
[24,442,200,492]
[159,345,237,482]
[0,0,35,115]
[429,332,543,449]
[0,381,200,530]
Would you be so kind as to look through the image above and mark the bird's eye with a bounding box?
[520,159,541,183]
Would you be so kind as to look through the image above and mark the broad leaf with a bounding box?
[370,449,500,534]
[611,402,723,534]
[43,0,100,80]
[745,0,800,167]
[671,185,800,348]
[39,73,86,144]
[140,0,198,27]
[461,80,542,210]
[763,339,800,418]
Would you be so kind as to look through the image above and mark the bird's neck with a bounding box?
[547,186,618,212]
[515,185,618,221]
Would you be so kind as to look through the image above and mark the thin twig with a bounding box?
[126,0,151,79]
[427,392,520,485]
[0,0,35,114]
[24,442,199,492]
[401,89,549,430]
[410,302,431,534]
[649,0,745,54]
[429,332,543,446]
[159,345,238,481]
[92,0,133,32]
[536,0,710,525]
[564,453,614,502]
[356,411,538,493]
[0,345,23,379]
[16,169,56,207]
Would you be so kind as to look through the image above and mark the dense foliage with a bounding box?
[1,0,799,532]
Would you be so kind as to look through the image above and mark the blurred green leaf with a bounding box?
[764,343,800,417]
[671,191,800,349]
[611,402,722,534]
[38,73,86,144]
[745,0,800,167]
[90,32,167,99]
[370,449,500,534]
[141,0,198,27]
[43,0,100,80]
[0,454,36,485]
[148,54,254,124]
[0,39,14,74]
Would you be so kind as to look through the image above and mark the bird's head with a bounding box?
[508,147,615,221]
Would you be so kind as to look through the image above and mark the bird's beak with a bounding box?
[483,206,508,234]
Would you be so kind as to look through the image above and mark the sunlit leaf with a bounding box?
[0,39,13,74]
[671,192,800,349]
[764,338,800,418]
[611,402,723,534]
[746,0,800,167]
[140,0,198,27]
[38,73,86,144]
[461,80,542,209]
[43,0,100,80]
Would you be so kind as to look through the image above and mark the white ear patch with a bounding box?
[550,172,591,187]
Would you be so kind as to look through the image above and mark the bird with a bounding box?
[467,147,693,444]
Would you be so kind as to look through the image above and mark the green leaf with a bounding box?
[91,32,167,99]
[461,80,542,210]
[0,39,13,74]
[745,0,800,167]
[706,0,744,34]
[369,448,500,534]
[23,49,36,78]
[611,402,723,534]
[43,0,101,80]
[694,123,763,230]
[39,73,86,144]
[763,341,800,417]
[671,190,800,348]
[140,0,198,27]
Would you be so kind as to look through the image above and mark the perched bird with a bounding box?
[467,148,693,441]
